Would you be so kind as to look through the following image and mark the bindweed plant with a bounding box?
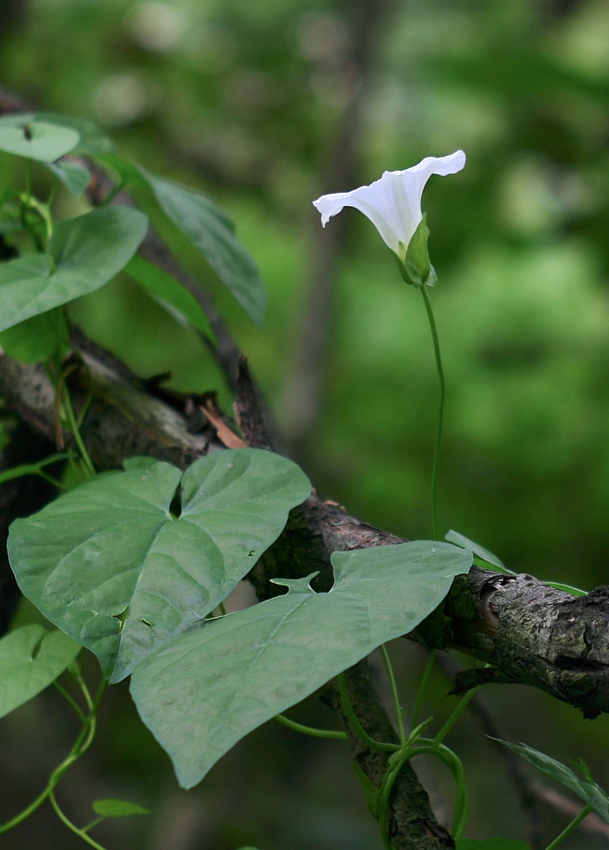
[0,110,605,850]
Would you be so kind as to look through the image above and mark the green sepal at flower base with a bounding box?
[396,214,437,288]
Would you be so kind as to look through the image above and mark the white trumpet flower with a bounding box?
[313,150,465,285]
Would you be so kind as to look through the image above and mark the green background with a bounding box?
[1,0,609,847]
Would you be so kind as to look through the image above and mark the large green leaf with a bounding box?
[0,114,80,162]
[0,206,148,333]
[0,625,80,719]
[492,740,609,823]
[97,155,266,325]
[130,541,472,788]
[8,450,311,683]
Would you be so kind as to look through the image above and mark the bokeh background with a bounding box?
[1,0,609,848]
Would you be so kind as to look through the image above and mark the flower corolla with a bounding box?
[312,150,465,285]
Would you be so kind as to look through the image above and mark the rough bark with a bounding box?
[446,569,609,719]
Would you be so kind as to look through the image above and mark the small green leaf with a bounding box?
[130,541,471,788]
[492,739,609,823]
[0,625,80,719]
[457,841,531,849]
[46,160,91,198]
[0,115,79,162]
[446,532,587,595]
[0,308,70,363]
[398,215,436,287]
[445,530,512,573]
[8,449,311,682]
[543,580,586,597]
[92,799,150,817]
[124,254,215,340]
[0,206,148,333]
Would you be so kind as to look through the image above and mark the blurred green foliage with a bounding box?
[2,1,609,848]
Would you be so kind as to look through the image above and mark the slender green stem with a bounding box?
[275,713,348,740]
[380,645,406,744]
[29,196,53,243]
[433,686,479,746]
[377,740,468,846]
[38,470,67,489]
[0,452,71,486]
[420,284,445,541]
[76,367,95,430]
[337,673,399,753]
[410,743,468,841]
[379,807,395,850]
[24,159,32,204]
[53,680,86,724]
[407,715,435,744]
[544,804,593,850]
[411,649,436,729]
[99,182,125,208]
[0,782,56,833]
[61,385,95,478]
[47,183,57,223]
[0,724,90,832]
[0,678,106,835]
[377,746,414,843]
[82,816,106,834]
[49,791,110,850]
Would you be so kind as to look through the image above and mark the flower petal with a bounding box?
[312,150,466,259]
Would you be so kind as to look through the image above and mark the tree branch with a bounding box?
[2,347,609,724]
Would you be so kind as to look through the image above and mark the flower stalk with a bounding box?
[313,150,465,539]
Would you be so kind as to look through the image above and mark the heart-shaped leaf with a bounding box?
[0,625,80,719]
[492,740,609,823]
[8,450,311,683]
[0,206,148,333]
[130,541,471,788]
[0,115,80,162]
